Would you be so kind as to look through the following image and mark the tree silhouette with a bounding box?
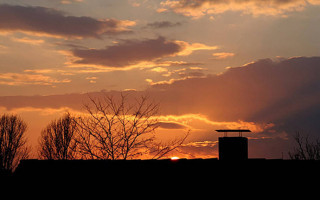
[38,112,77,160]
[289,131,320,160]
[74,93,187,160]
[0,114,30,174]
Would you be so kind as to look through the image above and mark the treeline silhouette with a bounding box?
[0,114,30,175]
[3,93,320,177]
[1,94,188,175]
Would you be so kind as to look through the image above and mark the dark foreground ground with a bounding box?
[13,158,320,181]
[5,158,317,196]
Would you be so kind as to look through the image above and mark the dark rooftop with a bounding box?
[13,158,320,180]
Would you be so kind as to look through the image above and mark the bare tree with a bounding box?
[74,93,188,160]
[38,112,77,160]
[0,114,30,174]
[289,131,320,160]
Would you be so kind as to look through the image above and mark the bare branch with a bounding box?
[38,112,77,160]
[73,92,188,160]
[151,131,190,160]
[289,131,320,160]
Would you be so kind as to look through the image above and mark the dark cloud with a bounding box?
[72,37,183,67]
[145,21,182,29]
[149,57,320,122]
[157,121,188,129]
[147,56,320,157]
[145,56,320,154]
[0,4,134,38]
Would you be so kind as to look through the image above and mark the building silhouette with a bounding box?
[216,129,250,160]
[219,137,248,160]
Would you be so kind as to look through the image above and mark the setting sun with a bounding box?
[170,157,180,161]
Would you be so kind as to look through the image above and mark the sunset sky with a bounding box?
[1,0,320,159]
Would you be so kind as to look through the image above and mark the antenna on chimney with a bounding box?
[216,129,251,137]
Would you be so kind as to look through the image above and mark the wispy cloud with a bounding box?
[212,52,235,60]
[60,0,84,4]
[145,21,182,29]
[159,0,320,18]
[10,37,45,45]
[156,114,272,133]
[0,72,71,86]
[86,76,98,83]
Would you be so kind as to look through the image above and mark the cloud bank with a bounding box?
[2,56,320,158]
[150,57,320,124]
[2,56,320,129]
[0,4,135,38]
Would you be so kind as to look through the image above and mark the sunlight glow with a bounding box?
[170,157,180,160]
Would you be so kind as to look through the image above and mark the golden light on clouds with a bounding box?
[212,52,235,60]
[10,37,44,45]
[175,40,219,56]
[156,113,274,133]
[0,72,71,86]
[159,0,320,18]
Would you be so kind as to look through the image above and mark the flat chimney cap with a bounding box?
[216,129,251,137]
[215,129,251,132]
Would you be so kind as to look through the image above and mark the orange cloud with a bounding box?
[86,76,98,84]
[175,40,218,56]
[156,114,273,133]
[212,52,235,60]
[178,141,218,159]
[145,77,191,85]
[0,72,71,86]
[150,67,169,73]
[10,37,44,45]
[0,106,76,116]
[159,0,320,18]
